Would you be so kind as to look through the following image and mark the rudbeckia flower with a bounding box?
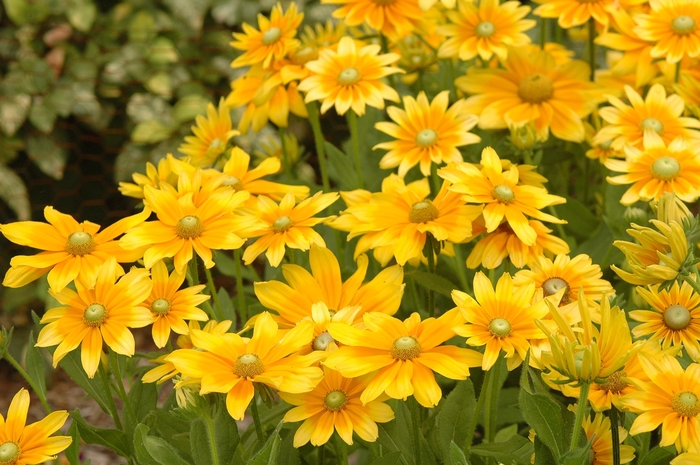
[321,0,423,39]
[533,0,617,29]
[177,99,239,168]
[118,156,176,199]
[634,0,700,64]
[582,413,636,465]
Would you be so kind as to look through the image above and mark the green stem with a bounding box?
[234,249,247,328]
[547,205,569,243]
[588,19,596,82]
[3,350,51,414]
[570,382,591,450]
[334,433,349,465]
[204,414,221,465]
[204,266,224,321]
[539,17,547,47]
[464,373,490,455]
[319,442,325,464]
[675,61,682,84]
[452,243,470,292]
[484,353,504,445]
[681,273,700,296]
[278,126,290,177]
[98,362,123,430]
[346,110,364,189]
[306,101,331,193]
[410,399,423,465]
[251,391,265,443]
[110,351,136,427]
[188,256,200,286]
[427,235,437,318]
[610,405,621,465]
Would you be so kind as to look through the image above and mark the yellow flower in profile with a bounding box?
[119,156,176,199]
[457,46,598,142]
[453,272,551,371]
[533,0,617,29]
[36,258,153,378]
[280,365,395,447]
[373,91,480,177]
[238,191,338,267]
[634,0,700,64]
[438,0,535,61]
[230,2,303,69]
[0,206,150,292]
[299,20,348,51]
[321,0,423,39]
[606,131,700,205]
[325,311,482,408]
[177,99,239,168]
[594,85,700,151]
[299,37,403,116]
[582,413,636,465]
[0,389,71,465]
[166,312,323,420]
[438,147,566,247]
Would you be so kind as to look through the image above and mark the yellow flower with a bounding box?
[676,73,700,118]
[373,91,480,177]
[453,272,550,371]
[325,311,482,407]
[36,258,153,378]
[119,156,176,199]
[582,413,636,465]
[634,0,700,64]
[280,365,395,447]
[238,191,338,267]
[606,131,700,205]
[438,0,535,61]
[0,389,71,465]
[166,312,323,420]
[674,453,700,464]
[299,36,402,116]
[321,0,423,39]
[230,2,303,69]
[177,99,239,167]
[533,0,618,29]
[299,20,348,51]
[438,147,566,247]
[0,206,150,292]
[588,348,647,412]
[652,191,693,225]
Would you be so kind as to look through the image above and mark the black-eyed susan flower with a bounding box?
[119,156,176,199]
[0,389,71,465]
[36,258,153,378]
[321,0,423,39]
[533,0,617,29]
[674,453,700,464]
[280,365,395,447]
[582,413,636,465]
[634,0,700,64]
[325,311,482,408]
[373,91,480,177]
[177,99,239,168]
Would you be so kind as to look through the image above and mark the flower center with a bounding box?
[390,336,421,360]
[489,318,512,337]
[0,442,20,465]
[415,129,438,147]
[151,298,171,315]
[176,216,204,239]
[233,353,265,378]
[324,390,348,411]
[223,176,243,191]
[542,277,568,297]
[262,27,282,45]
[492,185,515,203]
[640,117,664,134]
[475,21,496,37]
[272,215,293,232]
[518,74,553,104]
[672,16,696,35]
[409,200,439,223]
[600,370,628,394]
[651,156,681,181]
[65,231,96,256]
[664,304,692,330]
[84,303,107,327]
[338,67,360,86]
[672,391,700,417]
[313,331,334,351]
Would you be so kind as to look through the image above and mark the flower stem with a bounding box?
[675,61,682,84]
[251,390,265,444]
[306,101,331,193]
[681,273,700,296]
[484,353,504,445]
[188,256,200,286]
[426,234,437,317]
[278,126,291,178]
[464,371,490,455]
[410,398,423,465]
[610,405,621,465]
[98,361,123,430]
[588,19,596,81]
[334,433,349,465]
[539,18,547,47]
[204,266,224,321]
[346,109,364,189]
[570,382,591,450]
[2,349,51,414]
[204,414,221,465]
[234,249,247,327]
[110,350,137,427]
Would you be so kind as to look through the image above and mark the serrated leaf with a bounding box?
[24,331,47,399]
[190,408,239,465]
[406,271,456,297]
[249,423,282,465]
[437,380,475,464]
[0,164,30,220]
[533,437,556,465]
[65,419,81,465]
[518,388,565,460]
[26,134,67,180]
[0,94,31,136]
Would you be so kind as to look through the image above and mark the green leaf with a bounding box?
[406,271,456,297]
[518,387,565,460]
[173,94,209,125]
[249,423,283,465]
[2,0,50,25]
[146,409,192,457]
[218,288,236,322]
[66,0,96,32]
[131,120,173,145]
[148,37,179,65]
[449,442,468,465]
[325,141,358,190]
[28,98,57,133]
[471,434,534,465]
[190,408,239,465]
[560,195,599,238]
[65,419,81,465]
[163,0,211,30]
[0,94,31,136]
[70,410,130,458]
[559,444,593,465]
[533,437,556,465]
[639,446,676,465]
[126,378,158,432]
[370,451,403,465]
[26,134,67,180]
[135,423,191,465]
[59,351,113,416]
[134,424,161,465]
[437,379,475,463]
[24,331,47,399]
[494,424,519,443]
[377,401,414,465]
[0,164,29,220]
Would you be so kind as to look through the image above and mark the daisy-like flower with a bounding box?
[582,413,636,465]
[36,258,153,378]
[280,365,395,447]
[0,389,71,465]
[325,311,482,407]
[321,0,423,39]
[177,99,239,168]
[437,0,535,62]
[0,206,150,292]
[634,0,700,64]
[119,171,251,274]
[166,312,323,420]
[298,36,403,116]
[623,354,700,452]
[373,91,480,177]
[457,46,598,142]
[594,85,700,151]
[438,147,566,247]
[453,272,552,371]
[533,0,619,29]
[119,156,176,199]
[230,2,303,69]
[674,453,700,464]
[605,131,700,205]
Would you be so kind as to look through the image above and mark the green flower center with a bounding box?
[390,336,421,360]
[651,156,681,181]
[272,216,293,233]
[664,304,692,330]
[313,332,334,351]
[475,21,496,37]
[234,353,265,378]
[151,298,171,315]
[492,185,515,203]
[84,303,107,327]
[489,318,511,337]
[672,16,696,35]
[672,391,700,417]
[324,390,348,411]
[600,370,628,394]
[542,277,568,297]
[262,27,282,45]
[223,176,243,191]
[176,216,204,239]
[518,74,553,104]
[409,200,439,223]
[338,67,360,86]
[415,129,438,148]
[640,117,665,134]
[66,231,96,256]
[0,442,20,465]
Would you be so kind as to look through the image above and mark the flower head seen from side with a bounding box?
[321,0,423,39]
[634,0,700,64]
[299,36,403,116]
[373,91,480,177]
[280,365,395,447]
[177,99,239,168]
[325,311,482,408]
[0,206,150,292]
[119,156,176,199]
[582,413,636,465]
[36,258,153,378]
[0,389,71,465]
